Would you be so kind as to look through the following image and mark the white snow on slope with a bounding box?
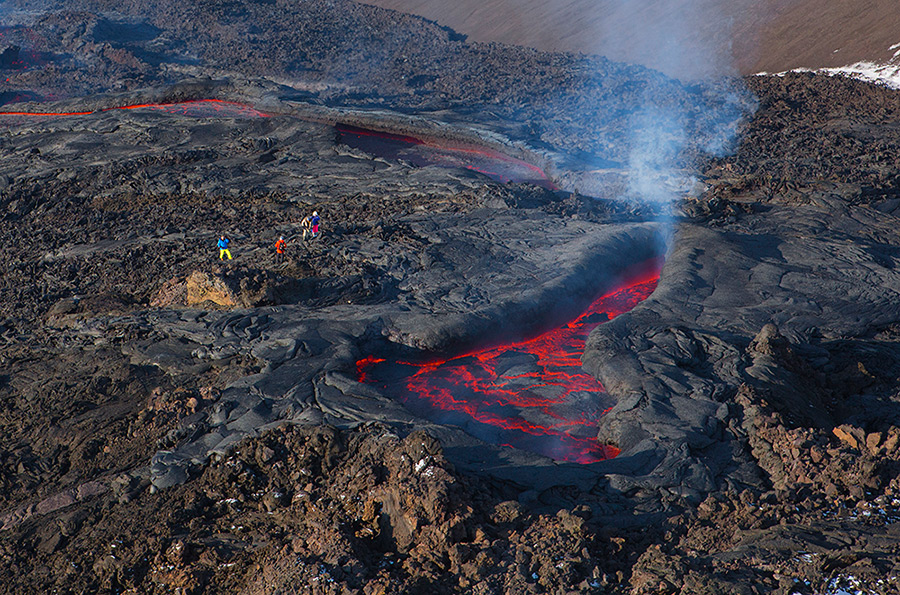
[814,61,900,89]
[759,43,900,90]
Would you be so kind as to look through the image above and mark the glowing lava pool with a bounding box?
[337,124,556,189]
[357,268,660,464]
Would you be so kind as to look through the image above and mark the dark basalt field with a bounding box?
[3,1,900,594]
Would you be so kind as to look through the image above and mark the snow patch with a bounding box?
[759,62,900,90]
[414,457,431,474]
[817,61,900,89]
[760,43,900,90]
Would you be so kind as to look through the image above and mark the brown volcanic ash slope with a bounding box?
[357,0,900,77]
[752,0,900,72]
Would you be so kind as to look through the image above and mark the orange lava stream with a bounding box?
[357,267,660,463]
[0,99,268,118]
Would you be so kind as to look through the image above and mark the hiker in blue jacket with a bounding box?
[217,235,232,260]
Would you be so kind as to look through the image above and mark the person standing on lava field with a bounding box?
[218,235,233,260]
[301,211,321,240]
[274,235,286,261]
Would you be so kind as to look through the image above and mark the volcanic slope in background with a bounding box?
[356,0,900,78]
[0,0,750,195]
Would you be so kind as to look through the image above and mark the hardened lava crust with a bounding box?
[3,0,900,593]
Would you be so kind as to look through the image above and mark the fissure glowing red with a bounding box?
[357,270,660,464]
[0,99,269,119]
[0,102,554,191]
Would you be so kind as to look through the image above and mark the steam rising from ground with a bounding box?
[621,82,754,209]
[594,0,758,209]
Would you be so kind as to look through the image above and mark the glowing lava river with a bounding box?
[357,268,660,464]
[0,98,269,119]
[1,96,658,463]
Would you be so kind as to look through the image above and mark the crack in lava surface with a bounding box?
[357,270,660,464]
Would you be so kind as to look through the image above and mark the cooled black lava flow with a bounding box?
[337,124,557,189]
[0,91,40,107]
[1,25,54,70]
[0,101,553,193]
[0,89,556,189]
[0,46,21,70]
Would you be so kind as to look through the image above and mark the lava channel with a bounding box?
[357,267,660,464]
[337,123,557,189]
[0,99,268,121]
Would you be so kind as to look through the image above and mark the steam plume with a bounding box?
[594,0,758,208]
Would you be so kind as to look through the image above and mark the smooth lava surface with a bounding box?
[1,103,555,192]
[337,123,557,189]
[357,267,660,464]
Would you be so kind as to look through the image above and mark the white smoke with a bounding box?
[593,0,759,208]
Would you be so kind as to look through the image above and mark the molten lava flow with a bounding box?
[357,267,660,463]
[337,124,557,189]
[0,99,268,119]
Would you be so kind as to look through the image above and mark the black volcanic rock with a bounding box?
[0,46,20,69]
[0,0,750,173]
[2,0,900,592]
